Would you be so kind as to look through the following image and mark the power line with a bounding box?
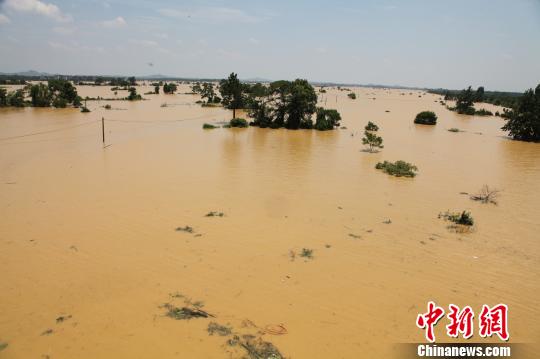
[0,120,99,141]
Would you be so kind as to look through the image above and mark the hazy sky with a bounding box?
[0,0,539,91]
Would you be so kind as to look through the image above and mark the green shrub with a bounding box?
[414,111,437,125]
[448,128,460,132]
[203,123,217,129]
[348,92,357,99]
[375,160,418,177]
[80,107,90,113]
[229,118,248,128]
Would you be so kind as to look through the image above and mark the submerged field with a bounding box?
[0,85,539,358]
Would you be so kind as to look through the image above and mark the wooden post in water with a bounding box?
[102,117,105,145]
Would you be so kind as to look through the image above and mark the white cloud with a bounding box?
[158,7,264,24]
[48,40,104,53]
[0,13,10,24]
[4,0,72,22]
[52,26,75,35]
[382,5,398,11]
[129,39,158,47]
[154,32,168,39]
[102,16,126,28]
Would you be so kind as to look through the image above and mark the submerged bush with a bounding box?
[475,109,493,116]
[448,128,461,132]
[414,111,437,125]
[229,118,248,128]
[458,107,476,115]
[439,211,474,226]
[203,123,217,129]
[375,160,418,177]
[348,92,357,99]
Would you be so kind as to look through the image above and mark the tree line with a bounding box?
[429,86,522,109]
[0,80,82,108]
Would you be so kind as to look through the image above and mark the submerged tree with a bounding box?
[414,111,437,125]
[0,87,7,106]
[501,84,540,142]
[163,83,177,94]
[455,86,475,114]
[284,79,318,129]
[314,108,341,130]
[30,83,52,107]
[127,87,142,101]
[247,79,337,131]
[8,89,25,107]
[475,86,485,102]
[362,121,384,152]
[219,72,244,118]
[200,82,220,104]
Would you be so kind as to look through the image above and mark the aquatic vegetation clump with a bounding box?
[229,118,248,128]
[348,92,357,99]
[448,128,461,132]
[229,335,284,359]
[300,248,314,259]
[163,303,213,320]
[203,123,217,129]
[414,111,437,125]
[375,160,418,177]
[207,322,232,336]
[439,211,474,226]
[205,211,224,217]
[175,226,194,233]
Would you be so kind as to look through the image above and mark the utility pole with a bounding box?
[102,117,105,145]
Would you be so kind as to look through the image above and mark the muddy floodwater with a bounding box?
[1,85,539,358]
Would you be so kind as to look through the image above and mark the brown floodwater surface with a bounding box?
[0,85,539,358]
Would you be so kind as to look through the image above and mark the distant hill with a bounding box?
[138,74,170,79]
[0,70,54,77]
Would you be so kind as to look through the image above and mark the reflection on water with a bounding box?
[0,84,539,358]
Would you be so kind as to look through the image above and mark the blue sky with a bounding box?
[0,0,539,91]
